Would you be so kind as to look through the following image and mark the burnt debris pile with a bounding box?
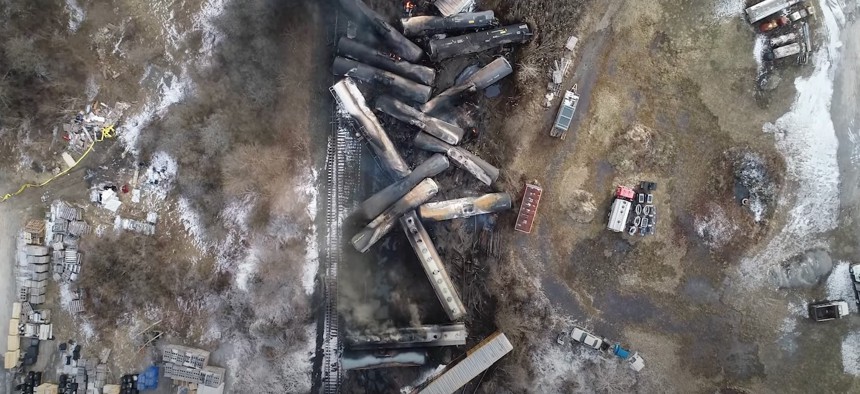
[330,0,526,389]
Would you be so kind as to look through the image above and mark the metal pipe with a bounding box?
[338,0,425,62]
[375,95,465,145]
[352,179,439,253]
[337,38,436,85]
[428,24,531,61]
[413,133,499,186]
[333,57,432,104]
[331,78,410,178]
[352,154,449,222]
[401,11,496,37]
[401,211,466,321]
[421,57,512,115]
[418,193,512,221]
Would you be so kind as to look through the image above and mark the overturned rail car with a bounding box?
[401,211,467,321]
[421,57,513,115]
[375,95,465,145]
[330,78,410,178]
[401,11,496,37]
[338,0,424,62]
[429,24,531,61]
[333,57,432,104]
[352,179,439,253]
[419,193,512,221]
[337,38,436,85]
[346,324,467,350]
[413,132,499,185]
[352,154,449,222]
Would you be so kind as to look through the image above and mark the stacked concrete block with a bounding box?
[20,244,50,305]
[162,345,226,388]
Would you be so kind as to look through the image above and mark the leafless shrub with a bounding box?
[4,36,47,77]
[79,234,230,333]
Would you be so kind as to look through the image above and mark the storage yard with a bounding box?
[0,0,859,393]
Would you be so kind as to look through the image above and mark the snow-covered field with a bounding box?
[740,0,846,284]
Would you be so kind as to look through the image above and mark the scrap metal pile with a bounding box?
[330,0,524,386]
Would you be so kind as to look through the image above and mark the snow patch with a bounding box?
[195,0,228,61]
[531,342,596,392]
[85,74,100,102]
[59,283,73,312]
[80,320,96,341]
[64,0,86,33]
[221,195,255,233]
[178,197,209,250]
[141,151,178,199]
[695,203,737,248]
[301,169,319,295]
[826,261,859,312]
[753,34,767,77]
[713,0,745,21]
[842,331,860,376]
[234,247,259,292]
[777,301,807,353]
[279,324,316,392]
[121,68,191,155]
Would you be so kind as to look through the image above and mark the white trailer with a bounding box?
[607,199,631,233]
[745,0,801,23]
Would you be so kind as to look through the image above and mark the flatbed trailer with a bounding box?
[515,183,542,233]
[549,89,580,139]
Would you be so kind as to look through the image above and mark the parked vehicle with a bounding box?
[570,327,608,351]
[808,300,850,322]
[608,199,631,233]
[849,264,860,305]
[616,186,635,201]
[550,88,581,139]
[760,16,790,32]
[628,353,646,372]
[788,5,815,22]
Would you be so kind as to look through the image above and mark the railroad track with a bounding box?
[321,101,361,394]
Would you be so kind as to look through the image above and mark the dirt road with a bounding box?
[0,182,31,393]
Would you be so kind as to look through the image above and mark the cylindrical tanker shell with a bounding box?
[428,24,531,61]
[338,0,425,62]
[418,193,512,221]
[420,57,512,115]
[352,154,449,222]
[401,11,496,37]
[331,78,410,178]
[333,57,432,103]
[337,38,436,85]
[351,178,439,253]
[375,95,464,145]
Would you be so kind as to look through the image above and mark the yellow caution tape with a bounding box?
[1,124,116,203]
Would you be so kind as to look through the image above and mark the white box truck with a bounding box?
[607,199,631,232]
